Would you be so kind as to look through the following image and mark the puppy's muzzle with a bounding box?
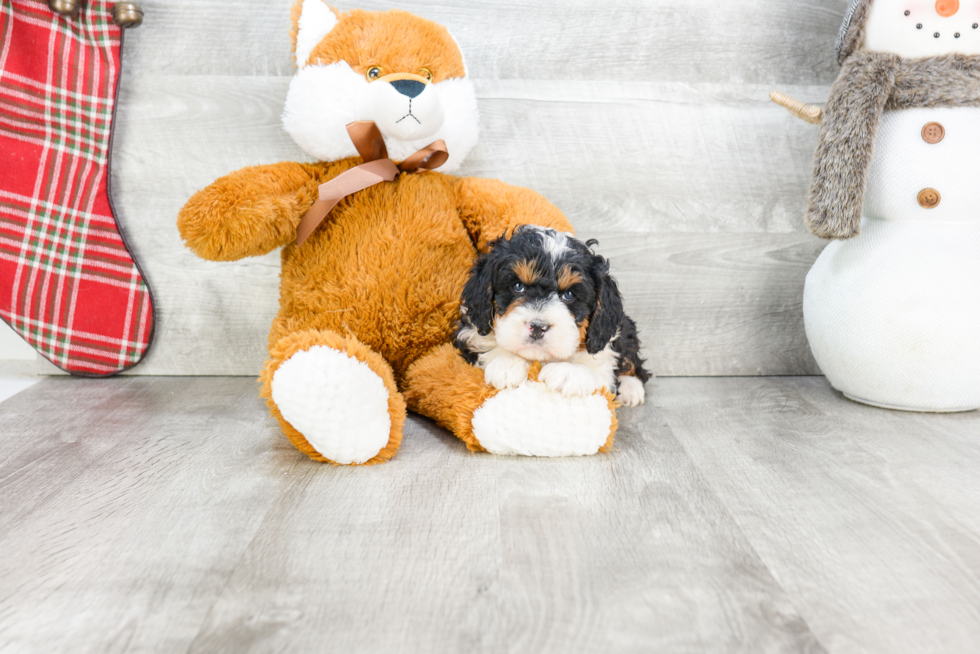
[529,319,551,341]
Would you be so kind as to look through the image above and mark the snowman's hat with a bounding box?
[835,0,873,64]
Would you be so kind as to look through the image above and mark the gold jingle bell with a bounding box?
[112,2,144,28]
[48,0,81,17]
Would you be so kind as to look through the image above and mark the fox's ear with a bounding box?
[290,0,341,69]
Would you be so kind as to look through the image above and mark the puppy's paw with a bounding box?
[483,353,531,390]
[539,363,602,397]
[616,375,645,407]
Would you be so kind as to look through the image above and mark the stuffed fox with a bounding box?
[177,2,620,464]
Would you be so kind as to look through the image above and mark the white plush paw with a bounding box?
[483,352,531,390]
[539,362,603,397]
[616,375,645,407]
[471,381,613,457]
[271,346,391,464]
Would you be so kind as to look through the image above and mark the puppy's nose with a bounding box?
[390,79,426,98]
[529,320,550,341]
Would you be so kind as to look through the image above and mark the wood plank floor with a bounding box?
[0,376,978,653]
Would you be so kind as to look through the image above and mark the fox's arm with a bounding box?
[177,159,358,261]
[453,177,574,253]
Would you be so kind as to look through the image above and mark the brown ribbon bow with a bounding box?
[295,121,449,246]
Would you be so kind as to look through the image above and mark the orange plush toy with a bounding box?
[177,1,619,464]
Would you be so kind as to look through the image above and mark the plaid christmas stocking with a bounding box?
[0,0,154,376]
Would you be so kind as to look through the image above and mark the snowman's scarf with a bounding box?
[807,51,980,239]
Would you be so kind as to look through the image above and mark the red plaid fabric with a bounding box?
[0,0,153,376]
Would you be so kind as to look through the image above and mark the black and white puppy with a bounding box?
[454,225,650,406]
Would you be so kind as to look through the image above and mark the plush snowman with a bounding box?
[773,0,980,412]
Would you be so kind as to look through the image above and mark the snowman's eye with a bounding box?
[974,23,979,29]
[905,10,910,15]
[366,66,383,81]
[934,32,941,38]
[917,23,923,29]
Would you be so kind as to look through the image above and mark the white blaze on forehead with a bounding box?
[525,226,573,262]
[295,0,338,69]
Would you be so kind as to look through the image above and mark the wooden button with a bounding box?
[917,188,941,208]
[922,122,945,144]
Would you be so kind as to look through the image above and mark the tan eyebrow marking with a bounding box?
[513,259,541,285]
[558,265,584,291]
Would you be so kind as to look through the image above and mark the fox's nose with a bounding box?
[936,0,959,17]
[390,79,426,98]
[529,320,550,341]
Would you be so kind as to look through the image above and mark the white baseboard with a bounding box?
[0,360,41,404]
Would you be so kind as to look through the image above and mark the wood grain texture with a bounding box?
[98,74,829,376]
[122,0,843,85]
[63,0,853,375]
[0,378,298,652]
[656,377,980,654]
[4,377,979,652]
[0,376,825,653]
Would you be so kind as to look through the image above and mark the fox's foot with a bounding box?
[261,330,405,465]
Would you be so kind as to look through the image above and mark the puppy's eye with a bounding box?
[419,67,433,81]
[513,282,525,293]
[561,290,574,302]
[366,66,383,81]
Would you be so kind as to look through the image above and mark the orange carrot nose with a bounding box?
[936,0,959,17]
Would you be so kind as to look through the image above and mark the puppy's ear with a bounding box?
[461,254,497,336]
[585,255,625,354]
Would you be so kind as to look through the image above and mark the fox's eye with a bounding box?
[419,67,432,81]
[561,290,574,302]
[513,282,525,293]
[366,66,383,81]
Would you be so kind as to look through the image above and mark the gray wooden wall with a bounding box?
[76,0,846,377]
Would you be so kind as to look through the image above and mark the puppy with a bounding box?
[454,225,651,406]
